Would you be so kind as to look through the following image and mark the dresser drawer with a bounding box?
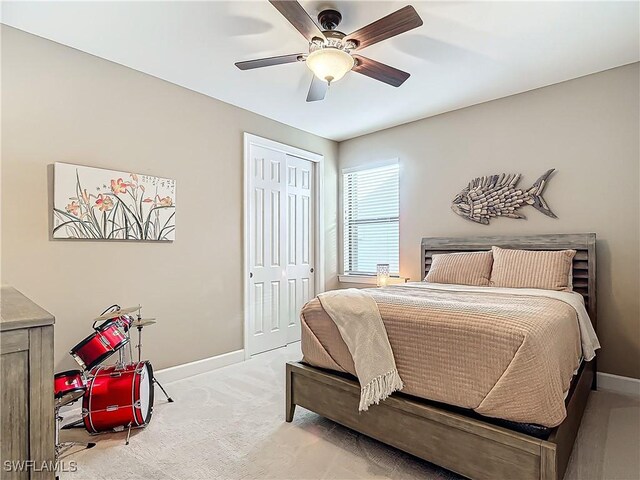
[0,329,29,354]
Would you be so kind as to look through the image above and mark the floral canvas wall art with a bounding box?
[53,162,176,241]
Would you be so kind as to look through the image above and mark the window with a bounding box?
[343,162,399,276]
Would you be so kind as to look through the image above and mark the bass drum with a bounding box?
[83,361,154,433]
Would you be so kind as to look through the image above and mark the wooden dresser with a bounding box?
[1,287,55,480]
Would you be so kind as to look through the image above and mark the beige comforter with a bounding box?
[301,283,594,427]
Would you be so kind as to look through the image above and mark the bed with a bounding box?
[285,233,597,480]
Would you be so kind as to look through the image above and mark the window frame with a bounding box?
[341,158,400,278]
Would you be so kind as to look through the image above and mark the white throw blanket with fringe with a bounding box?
[317,288,403,411]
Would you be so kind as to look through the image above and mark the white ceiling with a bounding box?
[3,1,639,141]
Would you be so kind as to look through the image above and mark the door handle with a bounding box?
[310,268,314,273]
[249,272,253,278]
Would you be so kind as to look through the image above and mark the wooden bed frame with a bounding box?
[285,233,597,480]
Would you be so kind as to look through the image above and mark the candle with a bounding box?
[376,264,390,287]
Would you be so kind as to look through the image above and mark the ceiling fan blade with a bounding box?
[235,53,304,70]
[352,55,410,87]
[306,76,328,102]
[346,5,423,51]
[269,1,326,43]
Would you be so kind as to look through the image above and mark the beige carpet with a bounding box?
[60,344,640,480]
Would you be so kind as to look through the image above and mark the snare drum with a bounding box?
[70,318,129,371]
[82,361,154,433]
[54,370,87,408]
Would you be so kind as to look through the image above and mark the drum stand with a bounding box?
[154,376,174,403]
[55,404,95,459]
[135,315,174,403]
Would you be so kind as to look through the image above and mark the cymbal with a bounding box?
[93,305,141,322]
[132,318,157,327]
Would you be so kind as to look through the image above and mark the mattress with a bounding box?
[300,282,595,428]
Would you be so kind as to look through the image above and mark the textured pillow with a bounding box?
[490,246,576,291]
[425,251,493,286]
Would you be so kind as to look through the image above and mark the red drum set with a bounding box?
[54,305,172,459]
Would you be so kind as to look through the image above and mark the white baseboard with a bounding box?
[597,372,640,397]
[153,349,245,384]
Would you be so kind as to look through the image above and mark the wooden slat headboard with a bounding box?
[421,233,597,331]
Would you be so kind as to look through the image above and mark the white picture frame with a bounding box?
[53,162,176,241]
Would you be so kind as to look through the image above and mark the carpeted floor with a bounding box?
[60,343,640,480]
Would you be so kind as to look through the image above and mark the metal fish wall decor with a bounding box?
[451,169,557,225]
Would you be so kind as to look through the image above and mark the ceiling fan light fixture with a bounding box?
[306,47,354,84]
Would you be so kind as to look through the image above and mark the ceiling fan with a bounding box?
[235,1,423,102]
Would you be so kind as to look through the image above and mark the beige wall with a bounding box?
[339,63,640,379]
[1,26,338,371]
[3,25,638,380]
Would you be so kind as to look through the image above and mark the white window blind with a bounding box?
[343,162,399,275]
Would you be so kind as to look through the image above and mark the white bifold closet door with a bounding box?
[248,145,315,355]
